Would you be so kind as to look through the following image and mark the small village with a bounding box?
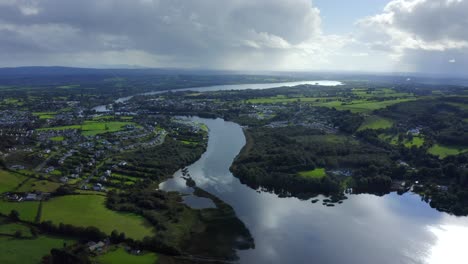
[0,99,208,209]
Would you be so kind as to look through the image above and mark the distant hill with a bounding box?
[0,66,467,86]
[0,66,246,77]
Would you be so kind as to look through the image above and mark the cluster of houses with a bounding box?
[407,127,422,135]
[5,192,50,202]
[0,110,33,126]
[87,239,142,256]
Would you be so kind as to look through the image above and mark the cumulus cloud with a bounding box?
[1,0,466,75]
[0,0,334,70]
[356,0,468,75]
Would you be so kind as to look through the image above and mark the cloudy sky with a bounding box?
[0,0,467,75]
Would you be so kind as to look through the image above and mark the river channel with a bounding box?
[97,81,468,264]
[160,117,468,264]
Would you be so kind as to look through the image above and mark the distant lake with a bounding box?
[94,80,342,112]
[160,117,468,264]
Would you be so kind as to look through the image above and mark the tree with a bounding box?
[45,248,91,264]
[9,210,19,221]
[110,230,119,243]
[30,227,38,238]
[14,230,22,238]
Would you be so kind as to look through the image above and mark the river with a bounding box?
[93,80,342,112]
[160,117,468,264]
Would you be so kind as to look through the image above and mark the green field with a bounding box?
[0,235,73,264]
[246,95,330,104]
[352,88,412,98]
[97,247,158,264]
[0,170,27,193]
[358,116,393,131]
[0,222,32,237]
[32,112,57,119]
[316,98,416,113]
[379,134,424,148]
[378,134,398,145]
[245,89,415,113]
[16,179,61,193]
[0,201,39,222]
[299,134,358,145]
[404,136,425,148]
[428,144,468,159]
[50,170,62,176]
[299,168,326,179]
[50,136,65,142]
[41,195,154,239]
[38,121,137,136]
[93,115,114,120]
[247,96,416,113]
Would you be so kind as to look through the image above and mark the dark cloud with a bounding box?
[387,0,468,42]
[357,0,468,75]
[1,0,467,75]
[0,0,323,69]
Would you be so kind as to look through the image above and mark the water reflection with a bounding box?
[95,80,342,111]
[160,117,468,264]
[426,221,468,264]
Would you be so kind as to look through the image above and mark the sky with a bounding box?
[0,0,467,76]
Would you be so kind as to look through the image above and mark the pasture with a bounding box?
[50,136,65,142]
[16,179,61,193]
[98,247,158,264]
[299,168,326,179]
[428,144,468,159]
[0,222,32,237]
[0,235,74,264]
[379,134,424,148]
[358,116,393,131]
[316,98,416,113]
[0,170,27,193]
[0,201,39,222]
[38,121,137,136]
[33,112,57,119]
[404,136,425,148]
[41,195,154,239]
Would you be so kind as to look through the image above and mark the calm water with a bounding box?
[94,80,342,111]
[160,117,468,264]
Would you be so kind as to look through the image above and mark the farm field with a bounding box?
[378,134,425,148]
[247,96,417,113]
[16,179,61,193]
[358,116,394,131]
[0,235,74,264]
[97,247,158,264]
[50,136,65,141]
[246,95,336,104]
[352,88,413,98]
[0,201,39,222]
[428,144,468,159]
[41,195,154,239]
[0,222,32,237]
[404,136,425,148]
[299,134,358,145]
[38,121,137,136]
[32,112,57,119]
[0,170,27,193]
[298,168,326,179]
[314,98,416,113]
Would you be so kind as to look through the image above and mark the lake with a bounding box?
[94,80,342,111]
[160,117,468,264]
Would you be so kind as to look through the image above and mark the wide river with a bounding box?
[94,80,342,112]
[97,80,468,263]
[161,117,468,264]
